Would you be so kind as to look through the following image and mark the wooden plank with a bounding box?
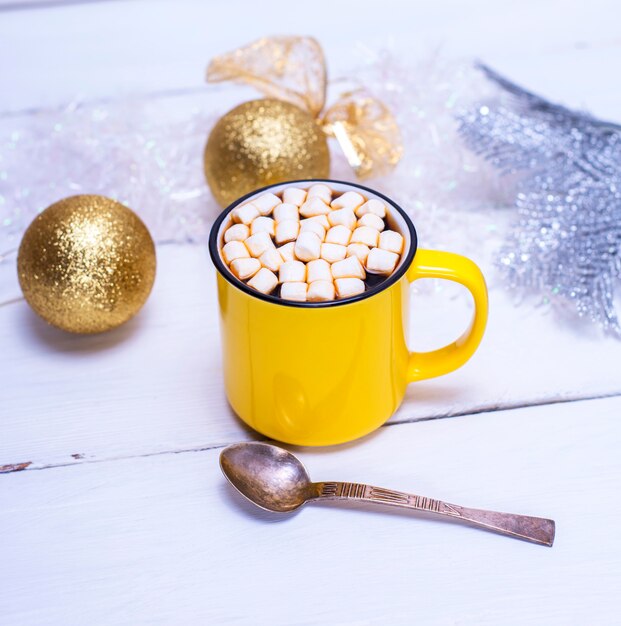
[0,0,113,11]
[0,245,252,470]
[2,244,621,469]
[1,395,619,624]
[0,0,620,117]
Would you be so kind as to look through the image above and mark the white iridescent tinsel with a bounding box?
[0,93,220,252]
[0,53,506,258]
[343,50,511,262]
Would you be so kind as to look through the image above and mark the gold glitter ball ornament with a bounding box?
[17,195,156,334]
[204,98,330,207]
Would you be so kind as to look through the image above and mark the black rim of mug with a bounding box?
[208,178,418,308]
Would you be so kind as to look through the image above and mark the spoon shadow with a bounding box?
[310,499,550,545]
[220,478,530,542]
[218,481,302,524]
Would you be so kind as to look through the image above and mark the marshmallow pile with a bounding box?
[220,184,404,302]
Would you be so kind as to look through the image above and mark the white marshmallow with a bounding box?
[273,203,299,223]
[247,267,278,294]
[295,231,322,261]
[231,203,260,225]
[366,247,399,275]
[325,225,352,246]
[277,242,296,262]
[379,230,404,254]
[245,231,275,257]
[320,242,347,263]
[306,259,332,283]
[229,257,261,281]
[282,187,307,207]
[331,191,365,210]
[307,183,332,204]
[307,280,335,302]
[328,208,357,230]
[299,218,326,241]
[279,260,306,283]
[259,248,284,273]
[299,196,331,218]
[357,213,385,232]
[355,198,386,218]
[280,281,308,302]
[346,243,371,264]
[252,193,281,215]
[251,216,276,237]
[275,220,300,245]
[351,226,379,247]
[335,278,365,299]
[307,214,330,230]
[222,240,250,264]
[224,223,250,243]
[331,255,366,279]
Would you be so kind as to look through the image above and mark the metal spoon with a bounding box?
[220,442,555,546]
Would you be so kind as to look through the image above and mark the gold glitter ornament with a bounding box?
[17,195,156,334]
[205,37,403,205]
[204,98,329,207]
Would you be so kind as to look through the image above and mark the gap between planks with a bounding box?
[0,0,122,15]
[2,391,620,476]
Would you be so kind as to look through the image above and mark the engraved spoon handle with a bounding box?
[313,482,555,546]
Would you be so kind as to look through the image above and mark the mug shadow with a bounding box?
[400,381,465,409]
[222,399,390,455]
[223,400,275,442]
[280,421,390,457]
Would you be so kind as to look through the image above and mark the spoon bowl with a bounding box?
[220,442,313,512]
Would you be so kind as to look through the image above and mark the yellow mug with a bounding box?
[209,180,488,446]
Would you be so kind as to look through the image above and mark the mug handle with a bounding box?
[406,249,488,382]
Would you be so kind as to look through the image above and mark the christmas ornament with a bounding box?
[204,98,329,207]
[459,65,621,336]
[204,36,403,206]
[17,195,156,334]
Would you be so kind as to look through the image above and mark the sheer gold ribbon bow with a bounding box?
[207,36,403,179]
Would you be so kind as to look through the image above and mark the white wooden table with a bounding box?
[2,1,621,624]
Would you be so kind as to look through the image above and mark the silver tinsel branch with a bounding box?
[459,65,621,336]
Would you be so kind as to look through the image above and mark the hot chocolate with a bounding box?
[219,184,404,302]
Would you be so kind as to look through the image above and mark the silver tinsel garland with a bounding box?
[459,65,621,336]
